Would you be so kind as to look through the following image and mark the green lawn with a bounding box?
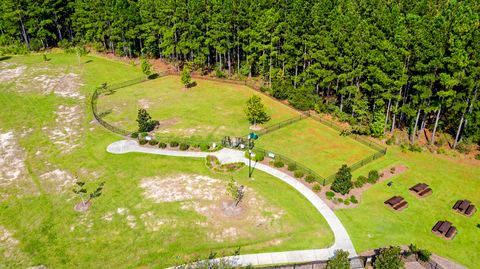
[255,118,376,177]
[335,147,480,268]
[0,53,333,268]
[96,75,300,142]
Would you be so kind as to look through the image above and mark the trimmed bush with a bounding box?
[148,139,158,145]
[350,195,358,204]
[475,154,480,160]
[130,132,139,138]
[254,152,265,161]
[140,132,148,137]
[199,143,210,152]
[312,184,321,192]
[367,170,380,184]
[273,160,284,168]
[287,163,297,171]
[179,143,189,151]
[305,174,316,183]
[344,199,350,205]
[354,175,367,188]
[139,138,148,145]
[170,141,179,147]
[409,143,423,152]
[326,191,335,200]
[337,198,344,203]
[158,142,167,148]
[294,170,304,178]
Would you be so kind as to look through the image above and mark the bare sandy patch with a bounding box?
[44,105,83,153]
[0,225,30,265]
[33,73,84,99]
[140,174,284,242]
[39,169,75,193]
[0,131,28,186]
[0,63,26,82]
[138,98,154,109]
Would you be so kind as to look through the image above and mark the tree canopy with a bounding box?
[1,0,479,148]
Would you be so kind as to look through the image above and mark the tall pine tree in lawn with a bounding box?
[137,108,157,132]
[244,95,270,127]
[331,164,352,195]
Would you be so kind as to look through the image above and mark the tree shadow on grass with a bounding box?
[0,56,12,61]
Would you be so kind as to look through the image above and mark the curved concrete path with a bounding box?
[107,140,357,266]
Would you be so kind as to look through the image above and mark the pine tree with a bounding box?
[244,95,270,126]
[331,164,352,195]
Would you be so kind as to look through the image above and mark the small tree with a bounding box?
[407,244,431,262]
[137,108,158,132]
[326,250,350,269]
[244,95,270,126]
[141,57,152,76]
[226,177,245,206]
[374,246,404,269]
[73,180,105,211]
[75,43,88,64]
[181,62,193,88]
[331,164,353,195]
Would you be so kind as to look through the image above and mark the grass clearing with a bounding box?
[255,118,376,177]
[335,147,480,268]
[96,75,299,141]
[0,53,333,268]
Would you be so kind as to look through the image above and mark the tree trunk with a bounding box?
[384,99,391,134]
[411,108,421,144]
[227,50,231,78]
[294,65,298,88]
[19,15,30,49]
[453,98,469,149]
[430,99,443,145]
[339,94,344,112]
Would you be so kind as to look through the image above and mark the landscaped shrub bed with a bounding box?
[179,143,189,151]
[158,142,167,148]
[305,174,316,183]
[294,170,304,178]
[170,141,179,147]
[205,155,244,173]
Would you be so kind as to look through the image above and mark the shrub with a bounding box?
[199,143,210,152]
[437,148,446,154]
[254,152,265,161]
[350,195,358,204]
[139,138,148,145]
[215,67,226,78]
[179,143,189,151]
[390,167,396,173]
[374,246,404,269]
[130,132,139,138]
[338,198,344,203]
[305,174,316,183]
[408,143,422,152]
[326,191,335,200]
[287,163,297,171]
[367,170,380,184]
[148,139,158,145]
[312,184,321,192]
[294,170,304,178]
[273,160,284,168]
[244,151,252,159]
[326,249,350,269]
[386,136,395,145]
[475,154,480,160]
[170,141,179,147]
[354,175,367,188]
[158,142,167,148]
[331,164,353,195]
[344,200,350,205]
[140,132,148,137]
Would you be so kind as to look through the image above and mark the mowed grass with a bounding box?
[0,53,333,268]
[335,148,480,268]
[96,76,300,142]
[255,118,376,177]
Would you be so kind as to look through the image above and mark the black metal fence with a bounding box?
[253,146,330,185]
[91,76,155,136]
[242,113,308,138]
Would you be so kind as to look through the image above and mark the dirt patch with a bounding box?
[102,208,139,229]
[0,131,38,200]
[0,131,28,186]
[249,125,264,131]
[44,105,84,153]
[138,98,154,109]
[32,73,84,99]
[0,226,20,258]
[39,169,75,193]
[0,63,26,82]
[140,174,284,242]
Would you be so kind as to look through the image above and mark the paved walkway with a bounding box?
[107,140,357,266]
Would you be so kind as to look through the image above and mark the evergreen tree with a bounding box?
[374,246,404,269]
[244,95,270,126]
[331,164,352,195]
[136,108,157,132]
[326,250,350,269]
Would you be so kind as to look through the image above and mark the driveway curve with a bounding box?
[107,140,357,266]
